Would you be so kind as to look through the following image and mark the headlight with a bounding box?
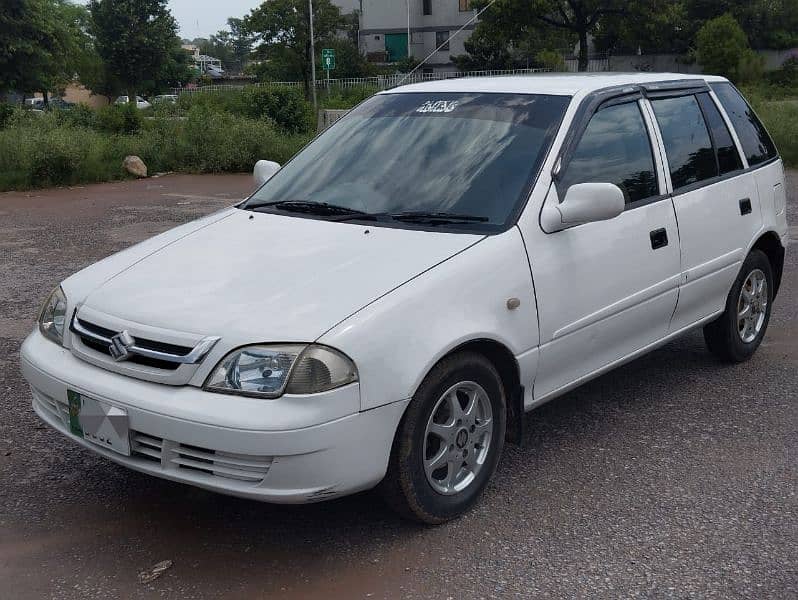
[38,286,67,345]
[203,344,358,398]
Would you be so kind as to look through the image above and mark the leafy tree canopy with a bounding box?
[89,0,181,101]
[0,0,91,97]
[244,0,343,90]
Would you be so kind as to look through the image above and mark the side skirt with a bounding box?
[526,310,723,412]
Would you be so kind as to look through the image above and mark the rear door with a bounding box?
[645,86,763,330]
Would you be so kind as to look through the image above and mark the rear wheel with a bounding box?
[704,249,773,363]
[380,352,506,524]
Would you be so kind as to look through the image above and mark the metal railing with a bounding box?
[172,67,550,96]
[564,58,610,73]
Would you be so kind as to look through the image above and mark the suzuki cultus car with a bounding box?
[22,74,787,523]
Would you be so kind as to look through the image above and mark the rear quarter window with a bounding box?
[710,82,778,166]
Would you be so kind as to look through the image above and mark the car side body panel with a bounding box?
[318,227,540,411]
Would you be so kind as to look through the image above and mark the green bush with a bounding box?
[241,86,313,133]
[535,50,566,72]
[55,103,96,129]
[30,144,77,186]
[95,104,142,134]
[696,14,752,81]
[0,103,15,129]
[320,85,377,110]
[0,105,312,191]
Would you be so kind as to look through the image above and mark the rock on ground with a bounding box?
[122,155,147,178]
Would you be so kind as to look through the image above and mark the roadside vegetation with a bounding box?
[2,1,798,192]
[0,88,316,191]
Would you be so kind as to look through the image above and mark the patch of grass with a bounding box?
[753,98,798,167]
[739,82,798,167]
[0,107,311,191]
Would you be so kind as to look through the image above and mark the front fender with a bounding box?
[319,227,539,411]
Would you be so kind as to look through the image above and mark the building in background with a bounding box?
[333,0,478,72]
[181,44,225,79]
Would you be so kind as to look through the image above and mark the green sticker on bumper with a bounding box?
[67,390,83,436]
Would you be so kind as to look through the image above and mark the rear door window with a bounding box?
[559,101,659,204]
[696,92,743,176]
[711,82,778,166]
[651,95,717,190]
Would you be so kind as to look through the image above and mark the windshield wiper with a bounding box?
[248,200,369,217]
[386,211,490,225]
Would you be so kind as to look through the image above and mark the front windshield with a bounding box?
[244,92,570,232]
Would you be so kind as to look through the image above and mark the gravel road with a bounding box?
[0,173,795,599]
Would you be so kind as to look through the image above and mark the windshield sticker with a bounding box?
[416,100,459,114]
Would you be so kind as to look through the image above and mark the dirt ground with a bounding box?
[1,173,796,599]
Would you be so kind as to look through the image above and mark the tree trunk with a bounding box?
[578,28,589,72]
[42,90,49,107]
[128,88,136,105]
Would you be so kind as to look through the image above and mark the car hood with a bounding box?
[79,209,483,342]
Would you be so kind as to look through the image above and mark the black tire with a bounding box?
[379,352,506,524]
[703,249,773,363]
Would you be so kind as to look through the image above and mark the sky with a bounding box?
[168,0,262,39]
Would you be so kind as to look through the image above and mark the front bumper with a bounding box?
[20,330,409,503]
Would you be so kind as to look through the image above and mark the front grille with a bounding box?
[72,318,195,371]
[79,336,182,370]
[130,431,273,485]
[77,319,193,356]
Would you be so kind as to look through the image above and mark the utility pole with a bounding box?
[309,0,317,113]
[407,0,411,58]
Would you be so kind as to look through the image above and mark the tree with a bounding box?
[88,0,180,103]
[695,13,755,81]
[0,0,90,100]
[593,1,690,55]
[244,0,342,92]
[464,0,628,71]
[454,10,574,72]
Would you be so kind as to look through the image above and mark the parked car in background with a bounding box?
[21,74,787,524]
[153,94,178,105]
[24,97,74,111]
[114,95,151,110]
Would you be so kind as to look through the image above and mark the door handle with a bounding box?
[739,198,752,215]
[650,228,668,250]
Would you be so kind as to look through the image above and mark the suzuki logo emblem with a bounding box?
[108,330,135,362]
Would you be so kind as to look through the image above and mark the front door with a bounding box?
[520,97,682,402]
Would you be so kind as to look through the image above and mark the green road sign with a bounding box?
[322,48,336,71]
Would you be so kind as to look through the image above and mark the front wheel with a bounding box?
[379,352,506,524]
[704,249,773,363]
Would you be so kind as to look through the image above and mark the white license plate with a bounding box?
[67,390,131,456]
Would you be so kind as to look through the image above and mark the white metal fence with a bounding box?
[171,68,551,96]
[564,57,610,73]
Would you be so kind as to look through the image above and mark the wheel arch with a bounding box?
[415,338,525,445]
[751,231,785,299]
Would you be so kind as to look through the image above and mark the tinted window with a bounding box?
[696,92,743,175]
[652,95,717,189]
[560,101,658,204]
[245,93,570,231]
[711,82,778,166]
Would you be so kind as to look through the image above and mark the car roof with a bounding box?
[383,72,729,96]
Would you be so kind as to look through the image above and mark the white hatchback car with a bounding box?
[22,74,788,523]
[114,95,152,110]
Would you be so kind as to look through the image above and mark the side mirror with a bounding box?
[557,182,625,225]
[254,160,281,186]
